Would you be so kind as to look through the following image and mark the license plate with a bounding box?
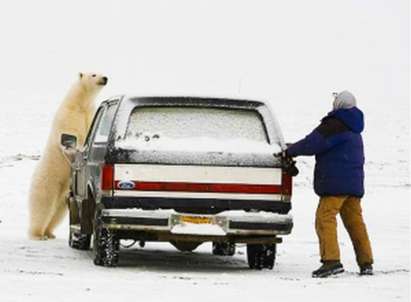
[180,215,212,224]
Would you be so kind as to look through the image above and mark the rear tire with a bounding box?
[212,242,236,256]
[92,213,120,267]
[247,244,276,270]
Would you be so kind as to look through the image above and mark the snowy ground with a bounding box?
[0,1,409,301]
[0,82,409,302]
[0,146,409,301]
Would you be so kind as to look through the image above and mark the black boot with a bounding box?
[359,264,373,276]
[312,261,344,278]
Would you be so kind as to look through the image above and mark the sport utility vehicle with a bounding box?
[62,96,295,269]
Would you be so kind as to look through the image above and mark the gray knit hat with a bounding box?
[332,90,357,110]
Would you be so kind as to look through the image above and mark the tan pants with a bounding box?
[315,196,373,266]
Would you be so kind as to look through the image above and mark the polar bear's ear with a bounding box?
[79,72,83,79]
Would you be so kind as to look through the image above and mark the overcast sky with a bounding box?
[0,0,408,140]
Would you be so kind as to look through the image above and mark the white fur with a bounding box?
[28,73,107,240]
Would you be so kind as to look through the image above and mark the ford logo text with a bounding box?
[117,180,135,190]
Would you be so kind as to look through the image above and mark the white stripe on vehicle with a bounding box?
[113,190,284,201]
[114,164,282,185]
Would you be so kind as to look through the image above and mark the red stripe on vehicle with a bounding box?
[115,181,284,194]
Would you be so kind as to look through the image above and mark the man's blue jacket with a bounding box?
[286,107,365,197]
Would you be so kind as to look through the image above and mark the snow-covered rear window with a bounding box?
[125,107,268,142]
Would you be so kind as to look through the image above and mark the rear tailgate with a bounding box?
[112,164,291,201]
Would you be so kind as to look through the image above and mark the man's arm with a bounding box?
[286,117,349,157]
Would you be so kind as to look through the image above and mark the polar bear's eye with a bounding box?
[92,74,96,77]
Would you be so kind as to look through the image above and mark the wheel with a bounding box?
[69,227,91,250]
[92,213,120,267]
[68,196,91,250]
[170,241,202,252]
[247,244,276,270]
[212,242,236,256]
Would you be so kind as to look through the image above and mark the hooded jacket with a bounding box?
[286,107,365,197]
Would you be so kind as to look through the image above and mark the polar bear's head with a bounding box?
[78,72,108,93]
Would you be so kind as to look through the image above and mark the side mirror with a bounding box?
[61,133,77,149]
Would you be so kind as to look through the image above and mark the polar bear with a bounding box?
[28,73,108,240]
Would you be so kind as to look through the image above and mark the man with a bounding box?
[285,91,373,278]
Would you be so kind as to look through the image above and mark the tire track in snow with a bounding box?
[0,153,40,168]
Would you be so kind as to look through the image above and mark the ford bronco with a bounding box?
[61,96,295,269]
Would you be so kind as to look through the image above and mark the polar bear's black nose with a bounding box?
[100,77,108,85]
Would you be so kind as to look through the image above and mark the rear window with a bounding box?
[124,107,268,142]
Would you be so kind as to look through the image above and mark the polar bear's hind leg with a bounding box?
[44,192,68,239]
[28,183,56,240]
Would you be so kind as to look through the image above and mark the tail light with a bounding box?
[101,164,114,190]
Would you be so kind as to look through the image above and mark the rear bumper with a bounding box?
[101,196,291,214]
[100,209,293,236]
